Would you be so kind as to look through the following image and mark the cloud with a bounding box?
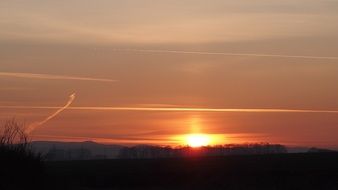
[1,1,337,44]
[31,134,177,145]
[26,93,76,133]
[0,72,117,82]
[113,49,338,61]
[2,105,338,114]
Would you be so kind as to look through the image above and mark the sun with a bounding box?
[186,134,211,147]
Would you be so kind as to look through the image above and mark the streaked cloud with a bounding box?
[113,49,338,61]
[0,72,117,82]
[31,132,266,145]
[27,93,76,133]
[1,105,338,114]
[1,1,337,44]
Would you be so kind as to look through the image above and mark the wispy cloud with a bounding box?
[26,93,76,133]
[0,72,117,82]
[32,134,178,145]
[113,49,338,61]
[0,87,31,91]
[1,106,338,114]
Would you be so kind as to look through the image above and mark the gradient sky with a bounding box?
[1,0,338,148]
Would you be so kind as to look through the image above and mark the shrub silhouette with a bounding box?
[0,119,44,189]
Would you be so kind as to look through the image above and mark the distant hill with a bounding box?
[285,146,309,153]
[307,147,337,153]
[31,141,124,160]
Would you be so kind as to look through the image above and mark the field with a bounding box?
[44,153,338,190]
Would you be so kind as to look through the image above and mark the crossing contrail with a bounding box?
[2,105,338,114]
[0,72,117,82]
[26,93,76,133]
[112,49,338,61]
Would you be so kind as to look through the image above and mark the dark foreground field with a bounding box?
[44,153,338,190]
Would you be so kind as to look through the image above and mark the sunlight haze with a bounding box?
[1,0,338,148]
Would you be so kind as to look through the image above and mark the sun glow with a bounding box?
[186,134,211,147]
[170,116,226,147]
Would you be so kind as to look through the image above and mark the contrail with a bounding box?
[0,72,117,82]
[2,105,338,114]
[26,93,76,133]
[113,49,338,61]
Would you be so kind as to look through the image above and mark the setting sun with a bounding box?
[186,134,211,147]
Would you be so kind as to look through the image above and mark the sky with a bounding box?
[1,0,338,148]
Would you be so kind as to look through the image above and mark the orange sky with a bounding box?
[1,0,338,148]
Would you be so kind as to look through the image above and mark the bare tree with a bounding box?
[0,118,31,155]
[0,119,44,189]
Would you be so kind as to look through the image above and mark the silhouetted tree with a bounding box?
[0,118,44,189]
[118,143,287,159]
[0,119,30,154]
